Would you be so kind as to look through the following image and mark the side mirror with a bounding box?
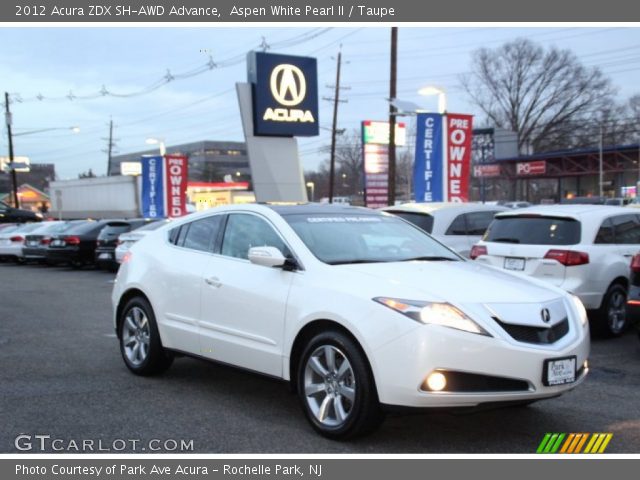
[248,246,287,268]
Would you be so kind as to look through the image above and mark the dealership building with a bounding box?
[470,143,640,203]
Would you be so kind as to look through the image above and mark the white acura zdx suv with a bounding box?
[112,204,590,438]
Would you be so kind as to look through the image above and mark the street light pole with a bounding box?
[4,92,19,208]
[387,27,398,207]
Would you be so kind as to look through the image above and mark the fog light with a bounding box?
[583,360,589,371]
[426,371,447,391]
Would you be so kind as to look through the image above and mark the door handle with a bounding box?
[205,276,222,288]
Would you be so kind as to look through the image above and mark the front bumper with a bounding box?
[371,319,589,408]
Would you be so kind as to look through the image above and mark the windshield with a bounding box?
[484,216,581,245]
[283,213,460,265]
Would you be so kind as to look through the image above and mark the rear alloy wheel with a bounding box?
[297,330,383,439]
[119,297,173,375]
[592,284,629,337]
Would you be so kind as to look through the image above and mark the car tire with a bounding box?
[297,330,384,439]
[119,296,173,376]
[591,283,629,338]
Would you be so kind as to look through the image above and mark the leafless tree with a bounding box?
[462,38,616,153]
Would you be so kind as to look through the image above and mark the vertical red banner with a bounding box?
[447,114,473,202]
[164,154,189,218]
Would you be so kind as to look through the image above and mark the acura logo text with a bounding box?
[264,63,315,124]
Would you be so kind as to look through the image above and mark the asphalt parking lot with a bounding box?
[1,262,639,453]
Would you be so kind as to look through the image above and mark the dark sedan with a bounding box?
[95,219,156,271]
[0,201,42,223]
[23,220,86,263]
[46,220,115,268]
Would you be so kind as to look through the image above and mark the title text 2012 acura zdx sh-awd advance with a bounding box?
[112,204,590,438]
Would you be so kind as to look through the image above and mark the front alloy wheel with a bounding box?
[297,330,383,439]
[303,345,356,427]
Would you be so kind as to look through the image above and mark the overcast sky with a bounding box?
[0,26,638,179]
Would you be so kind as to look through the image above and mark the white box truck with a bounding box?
[49,176,141,219]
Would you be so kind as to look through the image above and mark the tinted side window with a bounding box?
[445,214,467,235]
[465,211,500,236]
[611,214,640,244]
[176,224,190,247]
[182,216,223,253]
[221,214,288,260]
[168,227,180,244]
[594,218,614,244]
[387,211,434,233]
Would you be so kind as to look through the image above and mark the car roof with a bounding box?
[266,203,377,216]
[382,202,509,214]
[494,204,632,219]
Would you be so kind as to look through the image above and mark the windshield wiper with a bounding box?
[491,237,521,244]
[327,259,386,265]
[399,256,458,262]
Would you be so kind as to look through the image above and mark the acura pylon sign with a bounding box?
[248,52,319,136]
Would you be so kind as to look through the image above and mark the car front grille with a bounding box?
[494,317,570,345]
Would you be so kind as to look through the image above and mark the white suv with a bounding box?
[471,205,639,337]
[382,203,508,257]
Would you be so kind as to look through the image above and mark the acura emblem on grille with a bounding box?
[541,308,551,323]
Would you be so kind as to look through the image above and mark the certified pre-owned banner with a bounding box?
[141,155,165,219]
[164,154,189,218]
[446,113,473,203]
[414,113,445,203]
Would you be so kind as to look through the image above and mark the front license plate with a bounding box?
[504,257,525,271]
[543,356,577,386]
[99,253,112,260]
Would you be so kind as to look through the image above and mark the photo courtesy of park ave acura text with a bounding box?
[1,10,640,457]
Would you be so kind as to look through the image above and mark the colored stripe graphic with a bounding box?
[538,433,612,454]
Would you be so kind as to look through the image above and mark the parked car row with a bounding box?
[0,218,161,269]
[2,201,637,439]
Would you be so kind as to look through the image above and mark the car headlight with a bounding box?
[373,297,491,336]
[570,294,588,327]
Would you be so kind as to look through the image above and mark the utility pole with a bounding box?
[107,118,113,176]
[103,117,117,176]
[4,92,18,208]
[328,50,342,204]
[323,48,349,203]
[599,123,604,198]
[387,27,398,207]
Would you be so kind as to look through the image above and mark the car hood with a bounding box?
[336,260,562,304]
